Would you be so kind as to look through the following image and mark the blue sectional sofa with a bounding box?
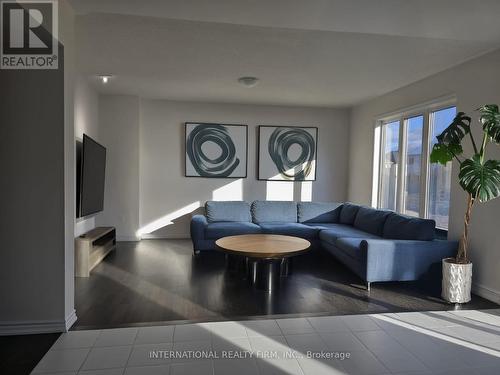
[190,200,458,288]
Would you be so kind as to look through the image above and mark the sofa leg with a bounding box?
[366,282,371,291]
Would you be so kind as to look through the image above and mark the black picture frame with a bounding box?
[257,125,318,181]
[185,122,248,178]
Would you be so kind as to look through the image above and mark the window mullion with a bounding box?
[377,123,386,209]
[396,117,406,213]
[421,110,432,218]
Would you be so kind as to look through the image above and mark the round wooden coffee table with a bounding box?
[215,234,311,292]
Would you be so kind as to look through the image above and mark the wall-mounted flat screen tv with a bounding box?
[78,134,106,217]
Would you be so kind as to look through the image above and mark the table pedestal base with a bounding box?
[247,258,291,292]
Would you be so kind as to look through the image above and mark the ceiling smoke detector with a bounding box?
[238,76,259,88]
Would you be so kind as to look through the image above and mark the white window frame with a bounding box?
[372,96,456,229]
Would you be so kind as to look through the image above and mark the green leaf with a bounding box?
[430,143,463,165]
[436,112,471,145]
[459,155,500,202]
[478,104,500,143]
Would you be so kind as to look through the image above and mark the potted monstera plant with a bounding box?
[430,104,500,303]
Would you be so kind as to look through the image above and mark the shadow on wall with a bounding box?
[266,164,314,201]
[137,201,203,239]
[137,176,315,239]
[137,178,244,238]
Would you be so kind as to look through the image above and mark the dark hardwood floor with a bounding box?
[74,239,498,329]
[3,238,498,374]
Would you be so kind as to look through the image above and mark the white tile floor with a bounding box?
[32,309,500,375]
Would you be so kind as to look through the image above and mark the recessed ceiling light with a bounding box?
[98,75,113,84]
[238,76,259,88]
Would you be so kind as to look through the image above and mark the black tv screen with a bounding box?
[79,134,106,217]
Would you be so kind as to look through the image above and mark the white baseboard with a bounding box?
[117,235,140,242]
[140,234,190,240]
[0,310,78,336]
[472,283,500,304]
[65,309,77,331]
[0,320,64,336]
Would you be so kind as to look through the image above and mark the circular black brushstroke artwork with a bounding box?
[268,127,316,180]
[186,124,240,177]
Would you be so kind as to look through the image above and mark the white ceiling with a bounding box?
[71,0,500,107]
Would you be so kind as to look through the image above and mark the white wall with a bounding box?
[0,0,76,334]
[74,75,100,237]
[97,97,350,239]
[139,100,350,238]
[60,0,77,329]
[95,95,141,241]
[0,60,66,333]
[348,48,500,303]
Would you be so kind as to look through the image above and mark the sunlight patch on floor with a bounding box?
[372,312,500,358]
[95,262,218,319]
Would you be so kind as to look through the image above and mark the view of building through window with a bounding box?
[404,115,424,217]
[428,107,455,228]
[377,105,455,229]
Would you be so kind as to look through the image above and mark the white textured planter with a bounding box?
[442,258,472,303]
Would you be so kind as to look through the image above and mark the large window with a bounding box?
[375,102,456,229]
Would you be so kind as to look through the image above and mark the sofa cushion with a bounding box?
[383,213,436,241]
[339,202,361,225]
[297,202,342,223]
[205,201,251,223]
[353,206,391,236]
[319,224,379,245]
[205,222,261,240]
[258,223,319,239]
[304,223,348,230]
[334,238,366,262]
[251,201,297,223]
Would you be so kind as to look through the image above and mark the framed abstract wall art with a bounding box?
[258,125,318,181]
[185,122,248,178]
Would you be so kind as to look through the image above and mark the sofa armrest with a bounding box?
[190,215,208,242]
[360,239,458,282]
